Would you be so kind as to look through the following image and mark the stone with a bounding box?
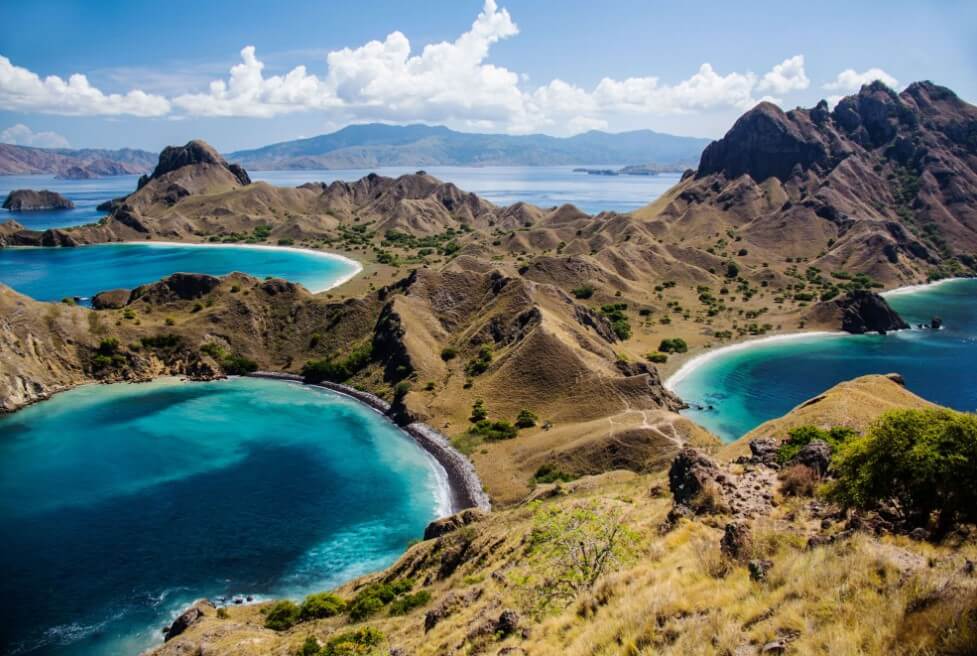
[761,639,788,654]
[496,609,520,636]
[931,316,943,329]
[834,290,909,334]
[748,438,778,465]
[909,527,931,542]
[720,522,753,561]
[164,601,212,641]
[749,559,774,582]
[790,439,832,476]
[668,448,725,511]
[91,288,132,310]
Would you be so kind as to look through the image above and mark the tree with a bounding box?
[828,408,977,533]
[470,399,488,422]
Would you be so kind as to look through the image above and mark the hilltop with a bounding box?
[228,123,710,170]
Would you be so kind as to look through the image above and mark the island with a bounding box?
[2,189,75,211]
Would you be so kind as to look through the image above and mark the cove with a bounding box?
[669,278,977,442]
[0,242,360,303]
[0,377,450,656]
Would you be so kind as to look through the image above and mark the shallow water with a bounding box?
[0,377,448,656]
[0,242,359,302]
[670,278,977,441]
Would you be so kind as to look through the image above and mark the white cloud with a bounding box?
[757,55,809,94]
[0,123,69,148]
[824,67,899,93]
[0,2,815,135]
[0,55,170,116]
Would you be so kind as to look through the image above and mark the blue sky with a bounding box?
[1,0,974,152]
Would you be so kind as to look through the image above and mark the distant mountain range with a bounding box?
[0,144,157,178]
[228,124,711,170]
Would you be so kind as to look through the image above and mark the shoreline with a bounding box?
[248,371,490,515]
[665,276,971,393]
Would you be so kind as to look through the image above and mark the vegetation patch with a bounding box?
[303,343,373,383]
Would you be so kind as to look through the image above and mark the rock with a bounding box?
[720,522,753,561]
[749,559,773,582]
[3,189,74,211]
[964,559,974,576]
[148,140,251,186]
[761,639,788,654]
[748,438,779,466]
[91,288,132,310]
[909,527,931,542]
[164,601,212,641]
[496,609,520,636]
[668,448,726,512]
[39,229,77,247]
[423,508,487,540]
[790,439,832,476]
[931,316,943,329]
[131,272,222,303]
[834,290,909,334]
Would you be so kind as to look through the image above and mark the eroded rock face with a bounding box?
[163,601,212,641]
[423,508,487,540]
[131,273,222,303]
[3,189,75,211]
[146,140,251,187]
[836,290,910,334]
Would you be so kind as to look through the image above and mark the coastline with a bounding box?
[247,371,491,516]
[664,276,970,393]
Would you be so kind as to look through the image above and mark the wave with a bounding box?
[881,276,967,298]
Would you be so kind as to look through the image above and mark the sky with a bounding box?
[1,0,975,152]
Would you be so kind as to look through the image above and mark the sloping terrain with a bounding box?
[0,143,155,177]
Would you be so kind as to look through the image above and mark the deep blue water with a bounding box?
[0,243,359,302]
[1,168,678,230]
[670,278,977,441]
[0,377,448,656]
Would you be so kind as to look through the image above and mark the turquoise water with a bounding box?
[0,243,359,302]
[670,278,977,441]
[0,175,138,231]
[0,377,448,656]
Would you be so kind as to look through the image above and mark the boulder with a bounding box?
[131,272,221,303]
[931,316,943,329]
[749,558,774,582]
[834,290,909,334]
[496,609,520,636]
[164,601,212,641]
[790,439,832,475]
[3,189,74,211]
[423,508,487,540]
[92,289,132,310]
[720,522,753,561]
[668,448,726,511]
[748,438,779,466]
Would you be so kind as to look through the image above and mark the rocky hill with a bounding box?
[229,123,710,170]
[2,189,74,211]
[0,143,155,177]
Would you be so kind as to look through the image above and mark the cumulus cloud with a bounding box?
[0,55,170,116]
[824,67,899,93]
[0,2,815,134]
[0,123,69,148]
[757,55,810,94]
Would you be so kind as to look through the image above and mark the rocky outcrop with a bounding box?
[668,448,727,511]
[142,140,251,188]
[164,601,212,641]
[790,439,832,475]
[423,508,488,540]
[91,288,132,310]
[3,189,74,211]
[835,290,910,334]
[130,273,222,303]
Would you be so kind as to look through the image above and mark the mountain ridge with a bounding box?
[0,143,157,177]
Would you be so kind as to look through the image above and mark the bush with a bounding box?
[98,338,120,355]
[141,334,182,349]
[515,409,538,428]
[321,627,385,656]
[775,425,855,464]
[347,595,383,622]
[440,347,458,361]
[264,600,300,631]
[302,343,373,383]
[388,590,431,616]
[647,352,668,364]
[532,464,576,485]
[300,592,346,620]
[658,338,688,354]
[470,399,488,422]
[828,408,977,532]
[347,580,414,621]
[470,419,518,441]
[298,635,319,656]
[779,464,819,496]
[600,303,631,340]
[465,344,493,376]
[571,285,594,299]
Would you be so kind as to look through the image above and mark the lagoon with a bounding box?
[669,278,977,442]
[0,377,449,656]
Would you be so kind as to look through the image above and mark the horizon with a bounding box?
[1,0,975,152]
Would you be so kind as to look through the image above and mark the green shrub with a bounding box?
[321,627,385,656]
[141,334,182,349]
[658,338,688,354]
[532,464,576,485]
[470,399,488,422]
[465,344,493,376]
[300,592,346,620]
[388,590,431,616]
[775,425,856,463]
[221,354,258,375]
[98,338,120,355]
[647,352,668,364]
[302,343,373,383]
[347,579,414,621]
[347,595,383,622]
[264,600,300,631]
[515,409,538,429]
[469,419,518,441]
[600,303,631,340]
[440,347,458,361]
[571,285,594,299]
[828,408,977,531]
[297,635,319,656]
